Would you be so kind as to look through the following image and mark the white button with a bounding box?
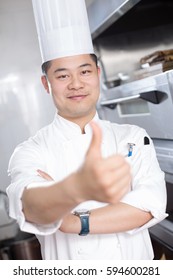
[78,248,83,254]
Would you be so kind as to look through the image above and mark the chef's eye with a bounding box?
[81,70,91,75]
[57,74,69,80]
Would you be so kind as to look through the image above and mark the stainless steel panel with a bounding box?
[0,0,55,192]
[153,139,173,184]
[94,24,173,84]
[99,70,173,140]
[149,181,173,257]
[150,219,173,250]
[87,0,141,39]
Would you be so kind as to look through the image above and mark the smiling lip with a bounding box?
[67,95,88,101]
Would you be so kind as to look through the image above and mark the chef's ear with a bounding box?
[41,75,50,94]
[97,66,101,76]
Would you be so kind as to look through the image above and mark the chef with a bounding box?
[7,0,167,260]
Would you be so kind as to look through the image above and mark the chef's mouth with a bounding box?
[67,94,88,100]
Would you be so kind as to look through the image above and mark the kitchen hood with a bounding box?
[87,0,141,39]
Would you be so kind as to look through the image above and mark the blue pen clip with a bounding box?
[127,143,135,157]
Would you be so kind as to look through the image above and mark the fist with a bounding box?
[77,122,131,204]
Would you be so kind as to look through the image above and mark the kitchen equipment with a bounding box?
[0,190,18,241]
[99,70,173,141]
[0,190,42,260]
[98,70,173,259]
[0,231,42,260]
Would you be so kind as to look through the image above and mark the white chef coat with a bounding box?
[7,113,167,260]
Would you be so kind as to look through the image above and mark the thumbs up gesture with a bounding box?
[77,122,131,204]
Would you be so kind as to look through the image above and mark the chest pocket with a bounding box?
[110,125,137,158]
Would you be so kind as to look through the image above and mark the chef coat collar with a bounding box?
[54,112,100,137]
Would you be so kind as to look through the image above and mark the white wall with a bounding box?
[0,0,55,191]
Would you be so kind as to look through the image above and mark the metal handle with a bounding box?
[100,90,167,109]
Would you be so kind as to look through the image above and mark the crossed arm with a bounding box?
[25,169,152,235]
[59,202,152,235]
[21,122,152,234]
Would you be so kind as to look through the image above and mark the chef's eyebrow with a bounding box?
[79,63,92,68]
[54,63,92,74]
[54,68,67,74]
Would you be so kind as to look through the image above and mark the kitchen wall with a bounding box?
[0,0,55,192]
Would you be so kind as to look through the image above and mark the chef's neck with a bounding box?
[58,111,96,134]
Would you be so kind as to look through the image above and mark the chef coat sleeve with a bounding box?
[6,139,62,236]
[120,127,167,234]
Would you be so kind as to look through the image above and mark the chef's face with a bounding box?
[41,54,100,122]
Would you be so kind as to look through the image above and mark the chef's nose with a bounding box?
[68,74,84,90]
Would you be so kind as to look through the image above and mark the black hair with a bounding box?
[90,53,98,67]
[41,53,98,75]
[41,60,52,75]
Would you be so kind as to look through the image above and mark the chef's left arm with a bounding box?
[38,168,153,233]
[59,128,168,234]
[59,202,153,234]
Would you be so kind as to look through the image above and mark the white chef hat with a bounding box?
[32,0,94,63]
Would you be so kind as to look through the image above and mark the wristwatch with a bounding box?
[73,209,90,236]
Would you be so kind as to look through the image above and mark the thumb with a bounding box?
[86,121,102,159]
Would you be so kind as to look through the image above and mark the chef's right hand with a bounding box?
[77,122,131,204]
